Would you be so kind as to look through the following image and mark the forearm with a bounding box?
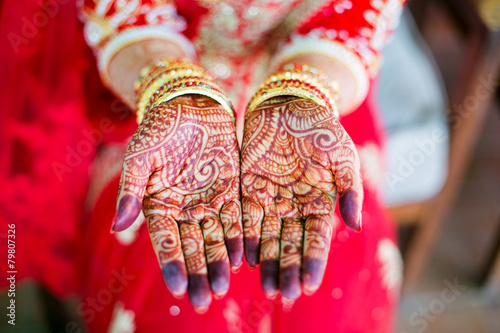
[107,40,187,109]
[278,54,356,114]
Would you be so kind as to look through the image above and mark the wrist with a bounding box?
[134,59,235,124]
[247,63,340,119]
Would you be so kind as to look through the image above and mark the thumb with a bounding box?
[112,153,152,232]
[333,139,364,232]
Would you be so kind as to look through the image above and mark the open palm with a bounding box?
[241,96,363,303]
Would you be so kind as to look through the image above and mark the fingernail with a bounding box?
[194,306,209,314]
[355,213,362,233]
[265,291,278,300]
[303,286,318,296]
[109,216,116,235]
[281,297,295,312]
[112,194,142,232]
[172,293,185,300]
[231,264,242,274]
[214,292,227,300]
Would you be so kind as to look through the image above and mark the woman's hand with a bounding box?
[241,97,363,303]
[111,95,243,311]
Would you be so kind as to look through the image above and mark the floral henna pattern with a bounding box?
[112,95,243,310]
[241,97,363,302]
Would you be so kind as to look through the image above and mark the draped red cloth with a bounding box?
[0,0,136,296]
[1,0,89,296]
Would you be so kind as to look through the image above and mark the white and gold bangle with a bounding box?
[271,34,369,112]
[96,26,197,88]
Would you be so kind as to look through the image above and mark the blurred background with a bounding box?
[377,0,500,331]
[1,0,500,332]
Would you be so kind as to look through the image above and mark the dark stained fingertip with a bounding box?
[194,306,209,314]
[281,297,296,309]
[280,264,301,301]
[339,190,362,232]
[208,260,230,296]
[112,194,142,232]
[302,258,326,295]
[162,261,188,297]
[188,274,212,309]
[226,237,244,269]
[265,291,278,300]
[303,287,318,296]
[244,237,261,267]
[260,259,279,296]
[231,264,242,274]
[213,293,226,300]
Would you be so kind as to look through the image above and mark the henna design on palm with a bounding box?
[241,97,363,303]
[112,95,243,311]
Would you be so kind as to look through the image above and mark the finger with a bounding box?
[220,200,244,271]
[201,217,230,298]
[279,218,303,303]
[302,214,334,295]
[179,223,211,311]
[332,139,364,231]
[259,215,282,297]
[112,151,153,232]
[242,197,264,267]
[147,212,188,297]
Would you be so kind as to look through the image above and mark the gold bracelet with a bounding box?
[134,59,205,95]
[135,59,235,124]
[247,63,340,119]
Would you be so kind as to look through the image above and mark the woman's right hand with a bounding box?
[111,95,243,312]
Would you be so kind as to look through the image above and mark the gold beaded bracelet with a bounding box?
[246,63,340,119]
[135,59,235,124]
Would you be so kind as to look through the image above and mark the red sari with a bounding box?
[1,0,404,331]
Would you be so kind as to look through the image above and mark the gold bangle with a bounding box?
[134,59,205,94]
[135,59,235,124]
[247,63,340,119]
[136,71,208,119]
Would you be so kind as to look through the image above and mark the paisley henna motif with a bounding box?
[241,96,363,302]
[112,95,242,310]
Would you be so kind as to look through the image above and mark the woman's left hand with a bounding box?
[241,96,363,303]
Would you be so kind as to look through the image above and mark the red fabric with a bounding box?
[297,0,406,72]
[77,0,194,55]
[0,0,135,296]
[0,0,94,296]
